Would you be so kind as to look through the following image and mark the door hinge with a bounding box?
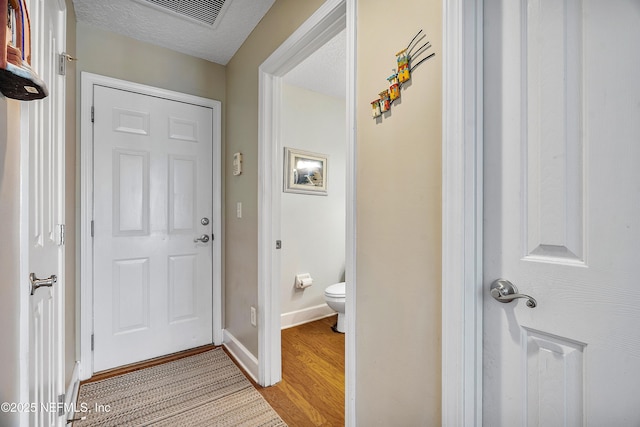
[91,334,94,351]
[58,224,65,246]
[58,52,76,76]
[57,54,66,76]
[57,394,65,416]
[91,106,94,123]
[91,220,94,237]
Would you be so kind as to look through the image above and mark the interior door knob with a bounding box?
[30,273,57,295]
[490,279,537,308]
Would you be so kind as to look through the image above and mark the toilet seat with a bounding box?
[324,281,345,298]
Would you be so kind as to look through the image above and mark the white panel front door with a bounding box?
[92,86,214,372]
[27,1,66,426]
[484,0,640,425]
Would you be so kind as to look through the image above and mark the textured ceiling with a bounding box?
[72,0,345,97]
[283,29,346,99]
[72,0,276,65]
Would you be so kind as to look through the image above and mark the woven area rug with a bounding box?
[74,348,287,427]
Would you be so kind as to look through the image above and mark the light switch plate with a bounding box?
[250,306,257,327]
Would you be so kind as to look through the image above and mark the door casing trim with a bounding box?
[79,72,223,380]
[257,0,356,424]
[441,0,483,425]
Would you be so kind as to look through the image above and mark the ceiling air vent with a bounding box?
[135,0,230,27]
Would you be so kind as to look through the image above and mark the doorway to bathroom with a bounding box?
[257,1,355,422]
[266,27,348,423]
[279,29,347,331]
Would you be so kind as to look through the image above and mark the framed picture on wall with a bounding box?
[284,147,328,195]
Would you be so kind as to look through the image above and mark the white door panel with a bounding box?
[27,0,66,426]
[484,0,640,425]
[93,86,214,372]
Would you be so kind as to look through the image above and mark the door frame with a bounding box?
[257,0,356,423]
[79,73,223,380]
[441,0,483,425]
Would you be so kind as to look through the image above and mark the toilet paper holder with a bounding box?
[295,273,313,289]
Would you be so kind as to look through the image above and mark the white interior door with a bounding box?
[92,86,214,372]
[483,0,640,425]
[27,0,66,426]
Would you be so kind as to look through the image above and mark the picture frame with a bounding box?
[283,147,328,195]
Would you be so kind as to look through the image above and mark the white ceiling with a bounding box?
[283,29,346,99]
[72,0,345,97]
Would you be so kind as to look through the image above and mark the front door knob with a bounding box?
[194,234,210,243]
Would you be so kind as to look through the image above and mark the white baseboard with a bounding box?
[223,329,259,383]
[281,304,336,330]
[65,361,81,422]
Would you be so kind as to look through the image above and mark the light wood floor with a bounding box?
[257,315,345,426]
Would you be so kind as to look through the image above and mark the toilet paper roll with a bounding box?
[295,273,313,289]
[297,277,313,289]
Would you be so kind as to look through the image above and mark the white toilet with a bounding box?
[324,282,346,333]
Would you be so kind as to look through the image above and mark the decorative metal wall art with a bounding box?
[371,30,435,120]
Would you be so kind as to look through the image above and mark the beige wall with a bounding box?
[355,0,442,424]
[75,23,226,101]
[0,99,23,427]
[225,0,325,356]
